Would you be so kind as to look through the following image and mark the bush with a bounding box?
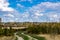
[0,27,4,35]
[27,26,41,34]
[0,27,14,36]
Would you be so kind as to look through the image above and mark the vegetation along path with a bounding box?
[14,33,24,40]
[21,33,38,40]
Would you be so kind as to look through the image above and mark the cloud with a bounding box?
[35,12,44,16]
[9,20,14,22]
[17,3,24,8]
[20,0,26,1]
[4,14,14,18]
[46,12,60,22]
[49,14,58,18]
[1,1,60,22]
[0,0,21,22]
[22,11,29,18]
[2,10,21,22]
[28,2,60,12]
[17,0,33,3]
[0,0,14,11]
[24,2,60,22]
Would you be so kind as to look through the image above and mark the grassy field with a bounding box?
[26,34,46,40]
[17,31,46,40]
[17,32,29,40]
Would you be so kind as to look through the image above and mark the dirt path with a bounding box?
[14,33,24,40]
[21,33,38,40]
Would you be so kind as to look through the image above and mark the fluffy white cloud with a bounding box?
[1,1,60,22]
[28,2,60,13]
[4,14,14,17]
[35,13,43,16]
[2,10,21,22]
[0,0,14,11]
[0,0,21,22]
[22,11,29,18]
[9,20,14,22]
[24,2,60,22]
[50,14,58,18]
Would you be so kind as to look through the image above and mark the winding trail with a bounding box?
[14,32,38,40]
[14,33,24,40]
[21,33,38,40]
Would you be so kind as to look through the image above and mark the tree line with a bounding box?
[27,23,60,34]
[0,22,60,35]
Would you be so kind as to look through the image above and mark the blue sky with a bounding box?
[0,0,60,22]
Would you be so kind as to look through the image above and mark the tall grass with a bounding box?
[17,32,29,40]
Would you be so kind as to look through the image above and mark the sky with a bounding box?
[0,0,60,22]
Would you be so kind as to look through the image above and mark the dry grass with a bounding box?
[37,34,60,40]
[0,36,15,40]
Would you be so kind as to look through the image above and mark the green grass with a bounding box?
[32,36,46,40]
[17,31,46,40]
[17,32,29,40]
[15,37,18,40]
[27,34,46,40]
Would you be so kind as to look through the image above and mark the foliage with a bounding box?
[27,25,41,34]
[0,27,4,35]
[29,34,46,40]
[15,37,18,40]
[27,23,60,34]
[17,32,29,40]
[0,22,60,35]
[0,27,14,36]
